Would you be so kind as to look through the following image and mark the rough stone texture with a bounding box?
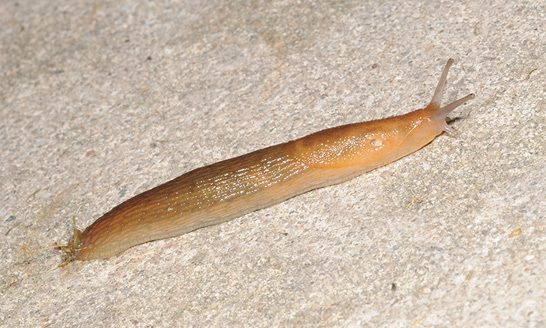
[1,0,545,327]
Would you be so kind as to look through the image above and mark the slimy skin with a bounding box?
[59,59,474,263]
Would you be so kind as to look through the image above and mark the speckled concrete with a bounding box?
[1,0,545,327]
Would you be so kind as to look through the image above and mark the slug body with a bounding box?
[61,59,474,262]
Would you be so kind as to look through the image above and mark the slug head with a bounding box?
[423,58,475,132]
[290,59,474,170]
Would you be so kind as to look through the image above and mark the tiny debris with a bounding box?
[509,228,521,238]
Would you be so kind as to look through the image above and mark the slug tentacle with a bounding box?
[425,58,475,122]
[60,59,474,263]
[435,93,476,122]
[429,58,454,109]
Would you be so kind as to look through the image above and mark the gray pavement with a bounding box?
[1,0,545,326]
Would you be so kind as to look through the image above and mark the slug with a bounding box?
[59,59,474,263]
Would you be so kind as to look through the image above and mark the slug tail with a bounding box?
[55,216,83,266]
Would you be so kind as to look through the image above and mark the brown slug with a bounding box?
[59,58,474,263]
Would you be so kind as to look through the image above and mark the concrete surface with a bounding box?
[1,0,545,327]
